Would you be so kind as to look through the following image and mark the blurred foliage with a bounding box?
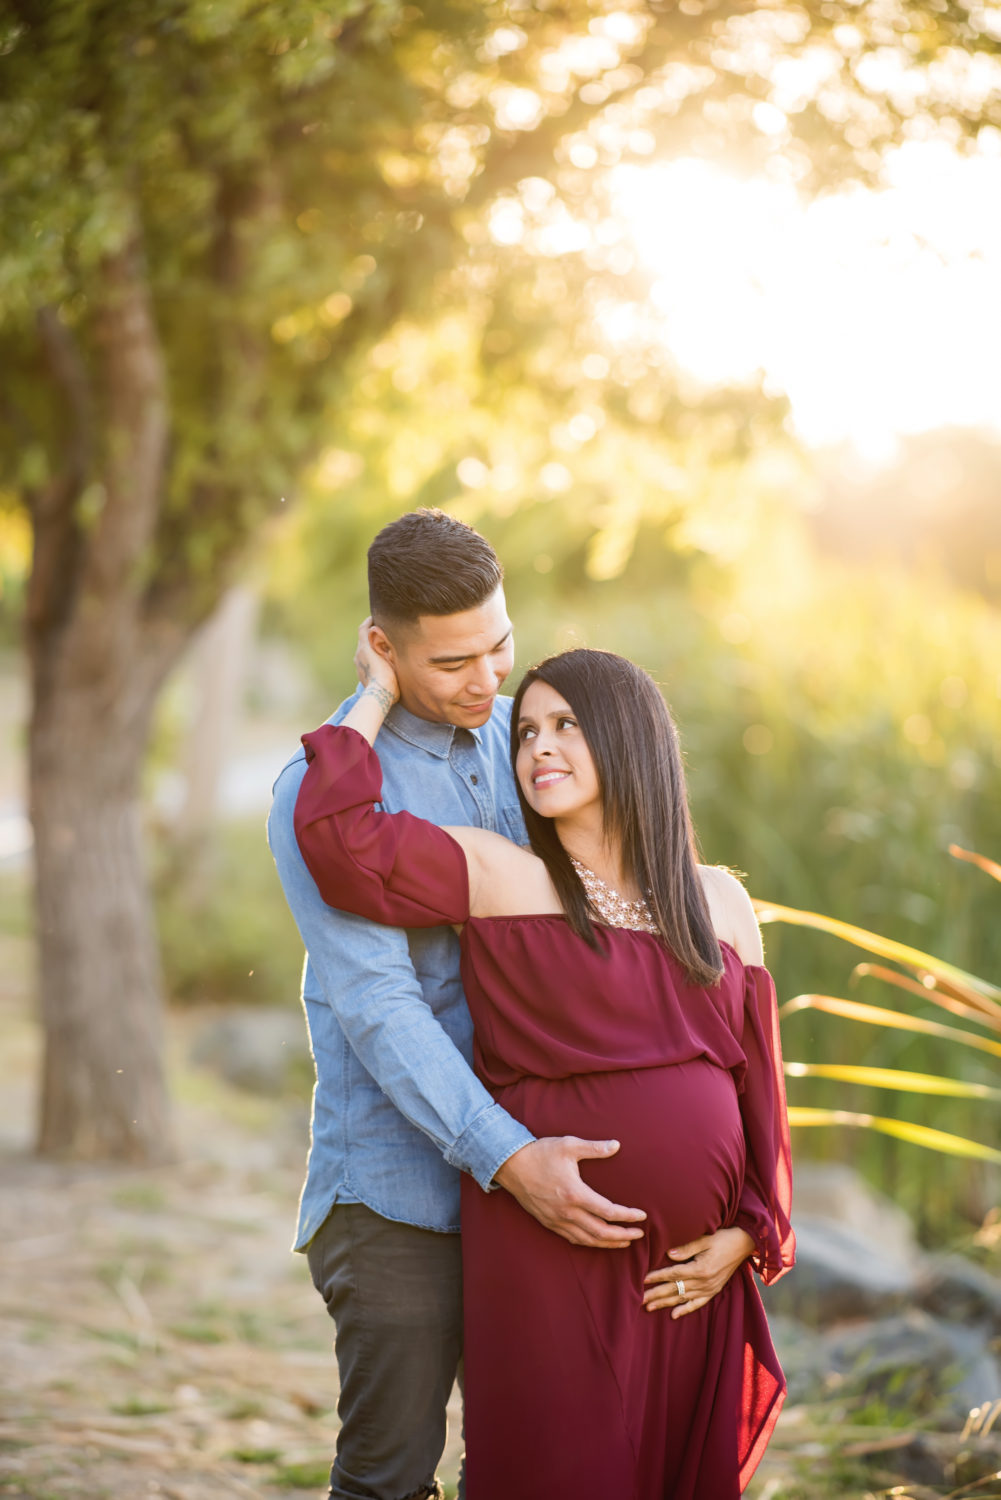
[813,428,1001,607]
[2,0,1000,1208]
[2,0,1000,629]
[154,821,304,1007]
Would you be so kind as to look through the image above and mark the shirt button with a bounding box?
[470,773,478,785]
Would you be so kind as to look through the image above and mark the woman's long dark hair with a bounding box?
[510,649,724,987]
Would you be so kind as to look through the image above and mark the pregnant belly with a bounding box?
[497,1058,746,1252]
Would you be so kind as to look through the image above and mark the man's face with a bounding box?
[376,587,514,729]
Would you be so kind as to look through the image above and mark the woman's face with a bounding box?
[515,679,601,824]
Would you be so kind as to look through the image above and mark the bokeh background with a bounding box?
[1,3,1001,1495]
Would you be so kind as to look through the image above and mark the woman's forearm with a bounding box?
[342,680,397,746]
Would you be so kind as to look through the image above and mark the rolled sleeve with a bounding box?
[447,1101,534,1192]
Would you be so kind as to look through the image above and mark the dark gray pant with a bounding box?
[307,1203,465,1500]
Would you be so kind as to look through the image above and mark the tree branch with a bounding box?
[85,227,169,611]
[464,2,755,211]
[25,309,93,645]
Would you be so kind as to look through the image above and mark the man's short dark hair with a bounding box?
[368,508,504,627]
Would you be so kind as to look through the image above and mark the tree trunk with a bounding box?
[27,230,180,1162]
[30,662,173,1162]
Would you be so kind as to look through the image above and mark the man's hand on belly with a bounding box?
[494,1137,647,1249]
[642,1227,755,1317]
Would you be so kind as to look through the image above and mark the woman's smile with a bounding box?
[533,769,570,788]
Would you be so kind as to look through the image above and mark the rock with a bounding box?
[917,1253,1001,1336]
[763,1215,921,1325]
[821,1309,1001,1422]
[190,1006,310,1095]
[851,1434,954,1490]
[759,1162,1001,1442]
[762,1161,927,1325]
[767,1314,836,1406]
[842,1431,1001,1493]
[792,1161,920,1265]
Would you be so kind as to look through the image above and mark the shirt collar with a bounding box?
[384,699,483,757]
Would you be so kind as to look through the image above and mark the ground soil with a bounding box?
[0,925,462,1500]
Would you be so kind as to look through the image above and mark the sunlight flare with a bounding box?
[611,144,1001,455]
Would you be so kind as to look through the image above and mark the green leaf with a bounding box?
[784,1061,1001,1102]
[787,1107,1001,1164]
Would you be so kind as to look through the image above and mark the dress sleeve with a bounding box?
[733,965,796,1284]
[294,723,470,927]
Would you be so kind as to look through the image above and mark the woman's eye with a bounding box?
[557,717,577,730]
[519,726,536,741]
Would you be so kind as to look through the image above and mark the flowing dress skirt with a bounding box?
[462,1058,785,1500]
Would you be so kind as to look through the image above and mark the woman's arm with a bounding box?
[341,616,401,744]
[296,723,472,927]
[644,879,790,1313]
[734,965,796,1282]
[297,628,549,926]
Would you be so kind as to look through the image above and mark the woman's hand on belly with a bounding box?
[642,1226,755,1318]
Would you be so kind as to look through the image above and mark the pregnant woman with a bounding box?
[294,646,794,1499]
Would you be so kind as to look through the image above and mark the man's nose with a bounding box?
[468,659,499,694]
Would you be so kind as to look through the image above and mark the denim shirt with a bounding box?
[268,691,534,1248]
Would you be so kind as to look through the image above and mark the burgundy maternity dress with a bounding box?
[295,724,795,1500]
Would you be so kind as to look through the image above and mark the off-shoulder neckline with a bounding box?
[463,913,760,970]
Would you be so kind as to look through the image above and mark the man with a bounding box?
[268,509,646,1500]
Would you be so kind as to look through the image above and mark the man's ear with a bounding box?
[368,621,398,666]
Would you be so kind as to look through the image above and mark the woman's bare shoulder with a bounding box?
[444,825,561,918]
[698,864,764,966]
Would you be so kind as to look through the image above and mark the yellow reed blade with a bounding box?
[852,962,995,1029]
[753,898,1001,1010]
[950,843,1001,884]
[784,1061,1001,1102]
[778,993,1001,1060]
[787,1107,1001,1164]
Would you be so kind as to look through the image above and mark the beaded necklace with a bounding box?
[569,856,659,935]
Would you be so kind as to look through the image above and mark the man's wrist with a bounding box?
[493,1139,534,1190]
[450,1106,533,1192]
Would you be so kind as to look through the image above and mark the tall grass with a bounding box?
[754,847,1001,1211]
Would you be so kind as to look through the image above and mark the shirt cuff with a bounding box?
[446,1102,535,1192]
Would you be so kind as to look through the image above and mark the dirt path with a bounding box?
[0,941,462,1500]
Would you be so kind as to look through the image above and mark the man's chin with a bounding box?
[452,699,497,727]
